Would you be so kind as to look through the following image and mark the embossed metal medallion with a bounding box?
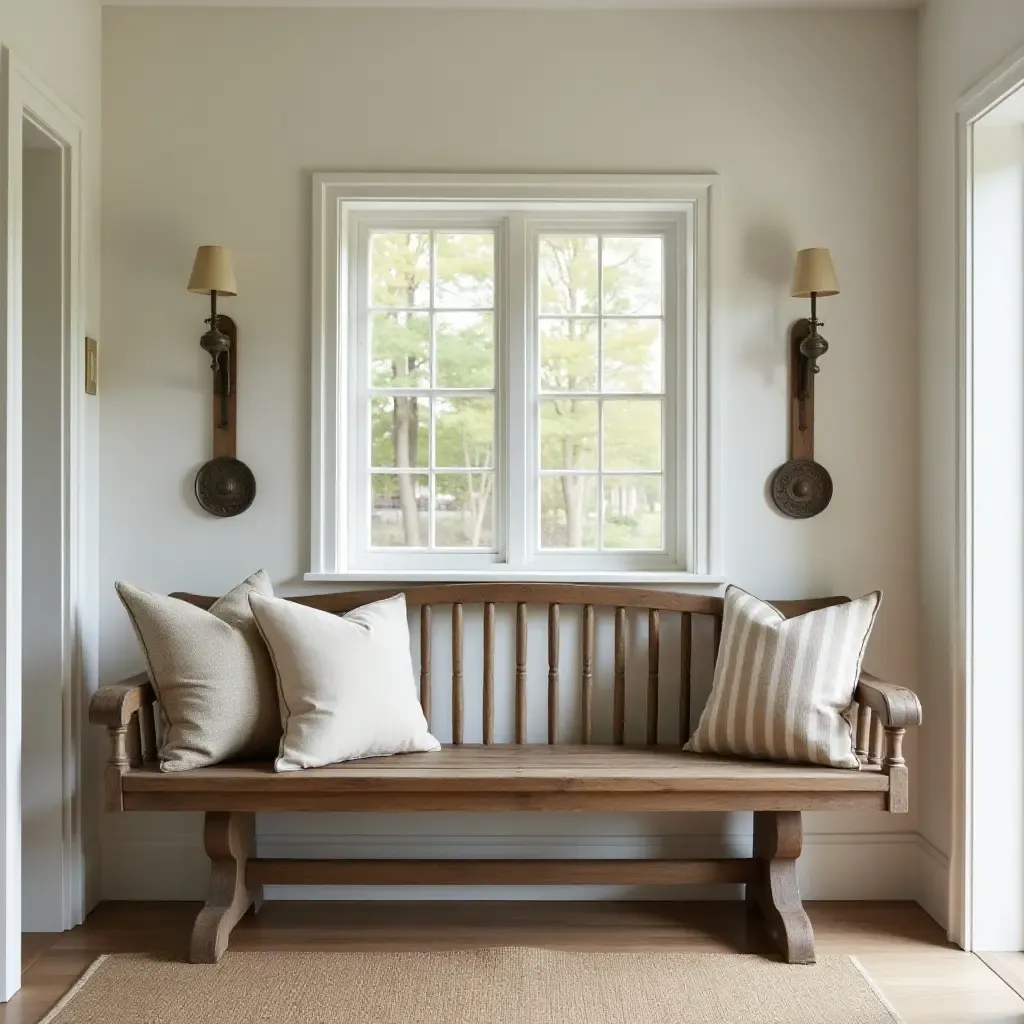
[195,456,256,518]
[771,459,833,520]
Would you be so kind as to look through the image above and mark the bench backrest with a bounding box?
[172,584,843,748]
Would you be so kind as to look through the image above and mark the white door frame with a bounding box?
[952,43,1024,953]
[0,46,87,1001]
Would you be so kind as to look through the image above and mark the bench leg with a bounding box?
[745,810,815,964]
[189,811,262,964]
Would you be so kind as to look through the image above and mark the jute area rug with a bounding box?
[41,948,901,1024]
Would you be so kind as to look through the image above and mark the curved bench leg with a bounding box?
[190,811,261,964]
[746,810,815,964]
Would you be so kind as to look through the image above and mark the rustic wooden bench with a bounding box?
[90,584,921,966]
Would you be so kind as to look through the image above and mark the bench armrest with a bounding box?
[854,671,922,730]
[89,673,156,729]
[853,670,920,815]
[89,673,158,811]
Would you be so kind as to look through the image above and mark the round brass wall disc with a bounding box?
[195,457,256,518]
[771,459,833,519]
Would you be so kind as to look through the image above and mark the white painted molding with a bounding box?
[0,45,90,999]
[953,41,1024,954]
[304,570,728,584]
[101,0,921,9]
[102,829,925,904]
[917,836,950,933]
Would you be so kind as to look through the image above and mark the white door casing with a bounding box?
[0,45,88,1001]
[953,43,1024,953]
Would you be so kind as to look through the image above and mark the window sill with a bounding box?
[304,570,726,586]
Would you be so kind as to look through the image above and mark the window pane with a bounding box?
[371,474,429,547]
[603,319,663,394]
[436,312,494,389]
[370,311,430,388]
[540,475,598,549]
[603,400,662,471]
[539,235,599,315]
[602,237,663,316]
[435,233,494,309]
[540,398,598,471]
[603,476,663,550]
[540,318,598,392]
[371,396,429,469]
[434,397,494,470]
[435,473,494,549]
[370,232,430,308]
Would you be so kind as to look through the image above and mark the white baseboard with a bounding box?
[101,828,925,903]
[917,835,950,930]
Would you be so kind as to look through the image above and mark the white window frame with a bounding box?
[310,173,719,583]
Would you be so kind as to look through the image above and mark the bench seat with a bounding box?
[120,746,891,813]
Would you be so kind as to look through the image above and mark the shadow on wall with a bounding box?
[742,224,795,387]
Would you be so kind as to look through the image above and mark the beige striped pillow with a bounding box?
[684,587,881,769]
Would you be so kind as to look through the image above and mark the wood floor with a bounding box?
[3,901,1023,1023]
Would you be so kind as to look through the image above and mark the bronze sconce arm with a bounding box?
[199,289,232,429]
[796,292,829,432]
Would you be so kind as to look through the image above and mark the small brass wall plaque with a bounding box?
[85,337,98,396]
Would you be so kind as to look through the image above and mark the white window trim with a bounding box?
[310,173,719,584]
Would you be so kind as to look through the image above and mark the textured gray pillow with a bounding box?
[115,570,281,771]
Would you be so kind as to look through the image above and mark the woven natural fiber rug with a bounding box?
[40,948,902,1023]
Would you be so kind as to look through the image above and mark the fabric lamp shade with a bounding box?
[791,248,839,298]
[188,246,238,297]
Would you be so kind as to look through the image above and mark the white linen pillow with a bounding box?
[684,586,881,769]
[248,592,440,772]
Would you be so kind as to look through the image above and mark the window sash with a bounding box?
[352,218,507,567]
[310,174,714,579]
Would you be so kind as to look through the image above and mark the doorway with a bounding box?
[0,49,88,1001]
[954,46,1024,953]
[21,116,70,936]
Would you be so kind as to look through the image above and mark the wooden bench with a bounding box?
[89,584,922,966]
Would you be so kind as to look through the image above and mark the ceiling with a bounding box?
[102,0,919,9]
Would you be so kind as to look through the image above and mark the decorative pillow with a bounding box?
[684,586,881,769]
[115,570,281,771]
[248,592,440,772]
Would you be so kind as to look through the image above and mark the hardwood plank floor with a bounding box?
[979,952,1024,1002]
[3,901,1022,1023]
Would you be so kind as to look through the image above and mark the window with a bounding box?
[311,175,714,580]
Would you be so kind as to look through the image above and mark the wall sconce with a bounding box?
[188,245,237,428]
[770,248,840,520]
[188,245,256,518]
[791,247,840,431]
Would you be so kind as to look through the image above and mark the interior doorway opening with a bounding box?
[20,115,68,935]
[1,50,90,1001]
[954,46,1024,953]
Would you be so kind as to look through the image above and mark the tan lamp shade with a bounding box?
[187,246,238,297]
[791,248,840,298]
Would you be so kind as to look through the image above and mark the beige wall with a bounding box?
[100,6,920,901]
[918,0,1024,931]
